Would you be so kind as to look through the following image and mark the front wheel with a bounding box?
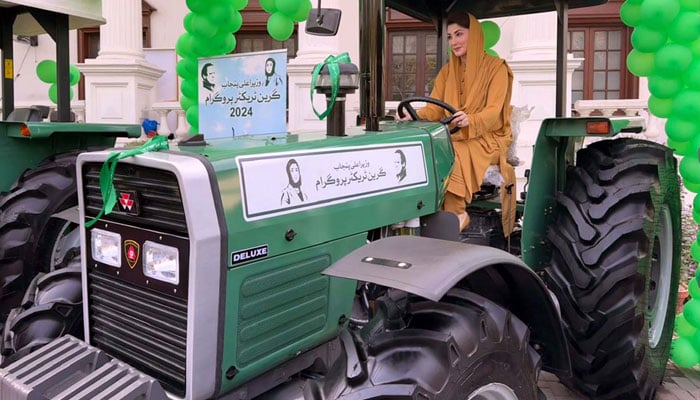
[322,289,542,399]
[544,138,680,399]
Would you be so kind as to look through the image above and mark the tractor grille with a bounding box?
[87,270,188,396]
[82,162,187,235]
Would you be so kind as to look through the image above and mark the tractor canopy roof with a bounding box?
[386,0,606,22]
[0,0,104,36]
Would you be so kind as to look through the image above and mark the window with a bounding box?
[385,10,438,101]
[569,0,637,109]
[387,31,438,100]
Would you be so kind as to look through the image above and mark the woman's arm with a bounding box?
[465,63,510,138]
[416,66,449,121]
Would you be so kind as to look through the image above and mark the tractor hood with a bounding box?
[386,0,606,23]
[0,0,104,36]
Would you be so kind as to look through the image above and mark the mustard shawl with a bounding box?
[418,14,517,236]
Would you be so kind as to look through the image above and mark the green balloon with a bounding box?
[665,116,699,142]
[180,95,196,112]
[626,49,655,77]
[221,10,243,33]
[183,12,195,32]
[291,0,312,22]
[680,0,700,12]
[648,74,683,98]
[673,90,700,119]
[677,314,698,337]
[684,60,700,90]
[36,59,57,83]
[668,137,693,155]
[180,78,198,99]
[620,1,642,27]
[693,240,700,262]
[276,0,302,16]
[648,95,674,117]
[189,13,218,38]
[670,11,700,44]
[260,0,277,13]
[486,48,499,57]
[186,106,199,128]
[687,180,700,194]
[177,58,198,80]
[481,21,501,48]
[691,277,700,299]
[222,34,237,54]
[69,65,81,86]
[186,0,209,13]
[680,155,700,185]
[631,26,668,53]
[694,206,700,223]
[267,12,295,41]
[176,33,197,59]
[654,43,692,77]
[694,194,700,214]
[204,4,229,26]
[626,0,645,4]
[640,0,680,29]
[48,83,74,104]
[232,0,248,10]
[672,337,700,367]
[685,298,700,326]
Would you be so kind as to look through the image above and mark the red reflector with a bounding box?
[586,121,610,135]
[20,124,31,137]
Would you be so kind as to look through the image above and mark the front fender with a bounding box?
[324,235,571,378]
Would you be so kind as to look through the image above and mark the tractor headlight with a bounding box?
[143,241,179,285]
[91,229,122,267]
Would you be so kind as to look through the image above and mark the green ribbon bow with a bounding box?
[85,135,170,228]
[310,52,351,120]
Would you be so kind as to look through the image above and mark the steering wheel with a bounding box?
[397,96,461,134]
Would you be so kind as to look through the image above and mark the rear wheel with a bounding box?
[322,289,542,399]
[0,153,80,324]
[544,138,680,399]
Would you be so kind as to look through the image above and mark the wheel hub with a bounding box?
[467,383,518,400]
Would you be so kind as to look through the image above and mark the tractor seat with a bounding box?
[6,106,50,122]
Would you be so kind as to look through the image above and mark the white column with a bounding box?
[98,0,145,60]
[287,1,360,133]
[510,12,557,61]
[79,0,163,126]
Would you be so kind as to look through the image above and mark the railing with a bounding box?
[0,101,86,122]
[573,99,664,142]
[149,101,190,140]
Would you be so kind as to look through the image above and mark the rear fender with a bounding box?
[324,235,571,378]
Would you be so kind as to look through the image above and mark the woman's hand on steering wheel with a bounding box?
[396,96,462,134]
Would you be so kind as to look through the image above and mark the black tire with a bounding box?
[0,152,81,323]
[544,138,681,399]
[0,259,83,367]
[327,289,542,399]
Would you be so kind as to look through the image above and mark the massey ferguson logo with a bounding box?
[118,191,140,215]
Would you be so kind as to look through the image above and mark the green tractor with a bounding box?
[0,0,680,399]
[0,1,141,323]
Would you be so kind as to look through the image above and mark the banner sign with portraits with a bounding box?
[199,49,287,139]
[236,142,429,221]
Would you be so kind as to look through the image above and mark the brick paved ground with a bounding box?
[539,362,700,399]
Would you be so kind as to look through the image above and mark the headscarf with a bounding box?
[440,14,513,141]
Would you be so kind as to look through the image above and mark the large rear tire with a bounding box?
[0,153,80,323]
[544,138,680,399]
[321,289,542,399]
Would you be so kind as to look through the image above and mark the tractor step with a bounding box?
[0,335,169,400]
